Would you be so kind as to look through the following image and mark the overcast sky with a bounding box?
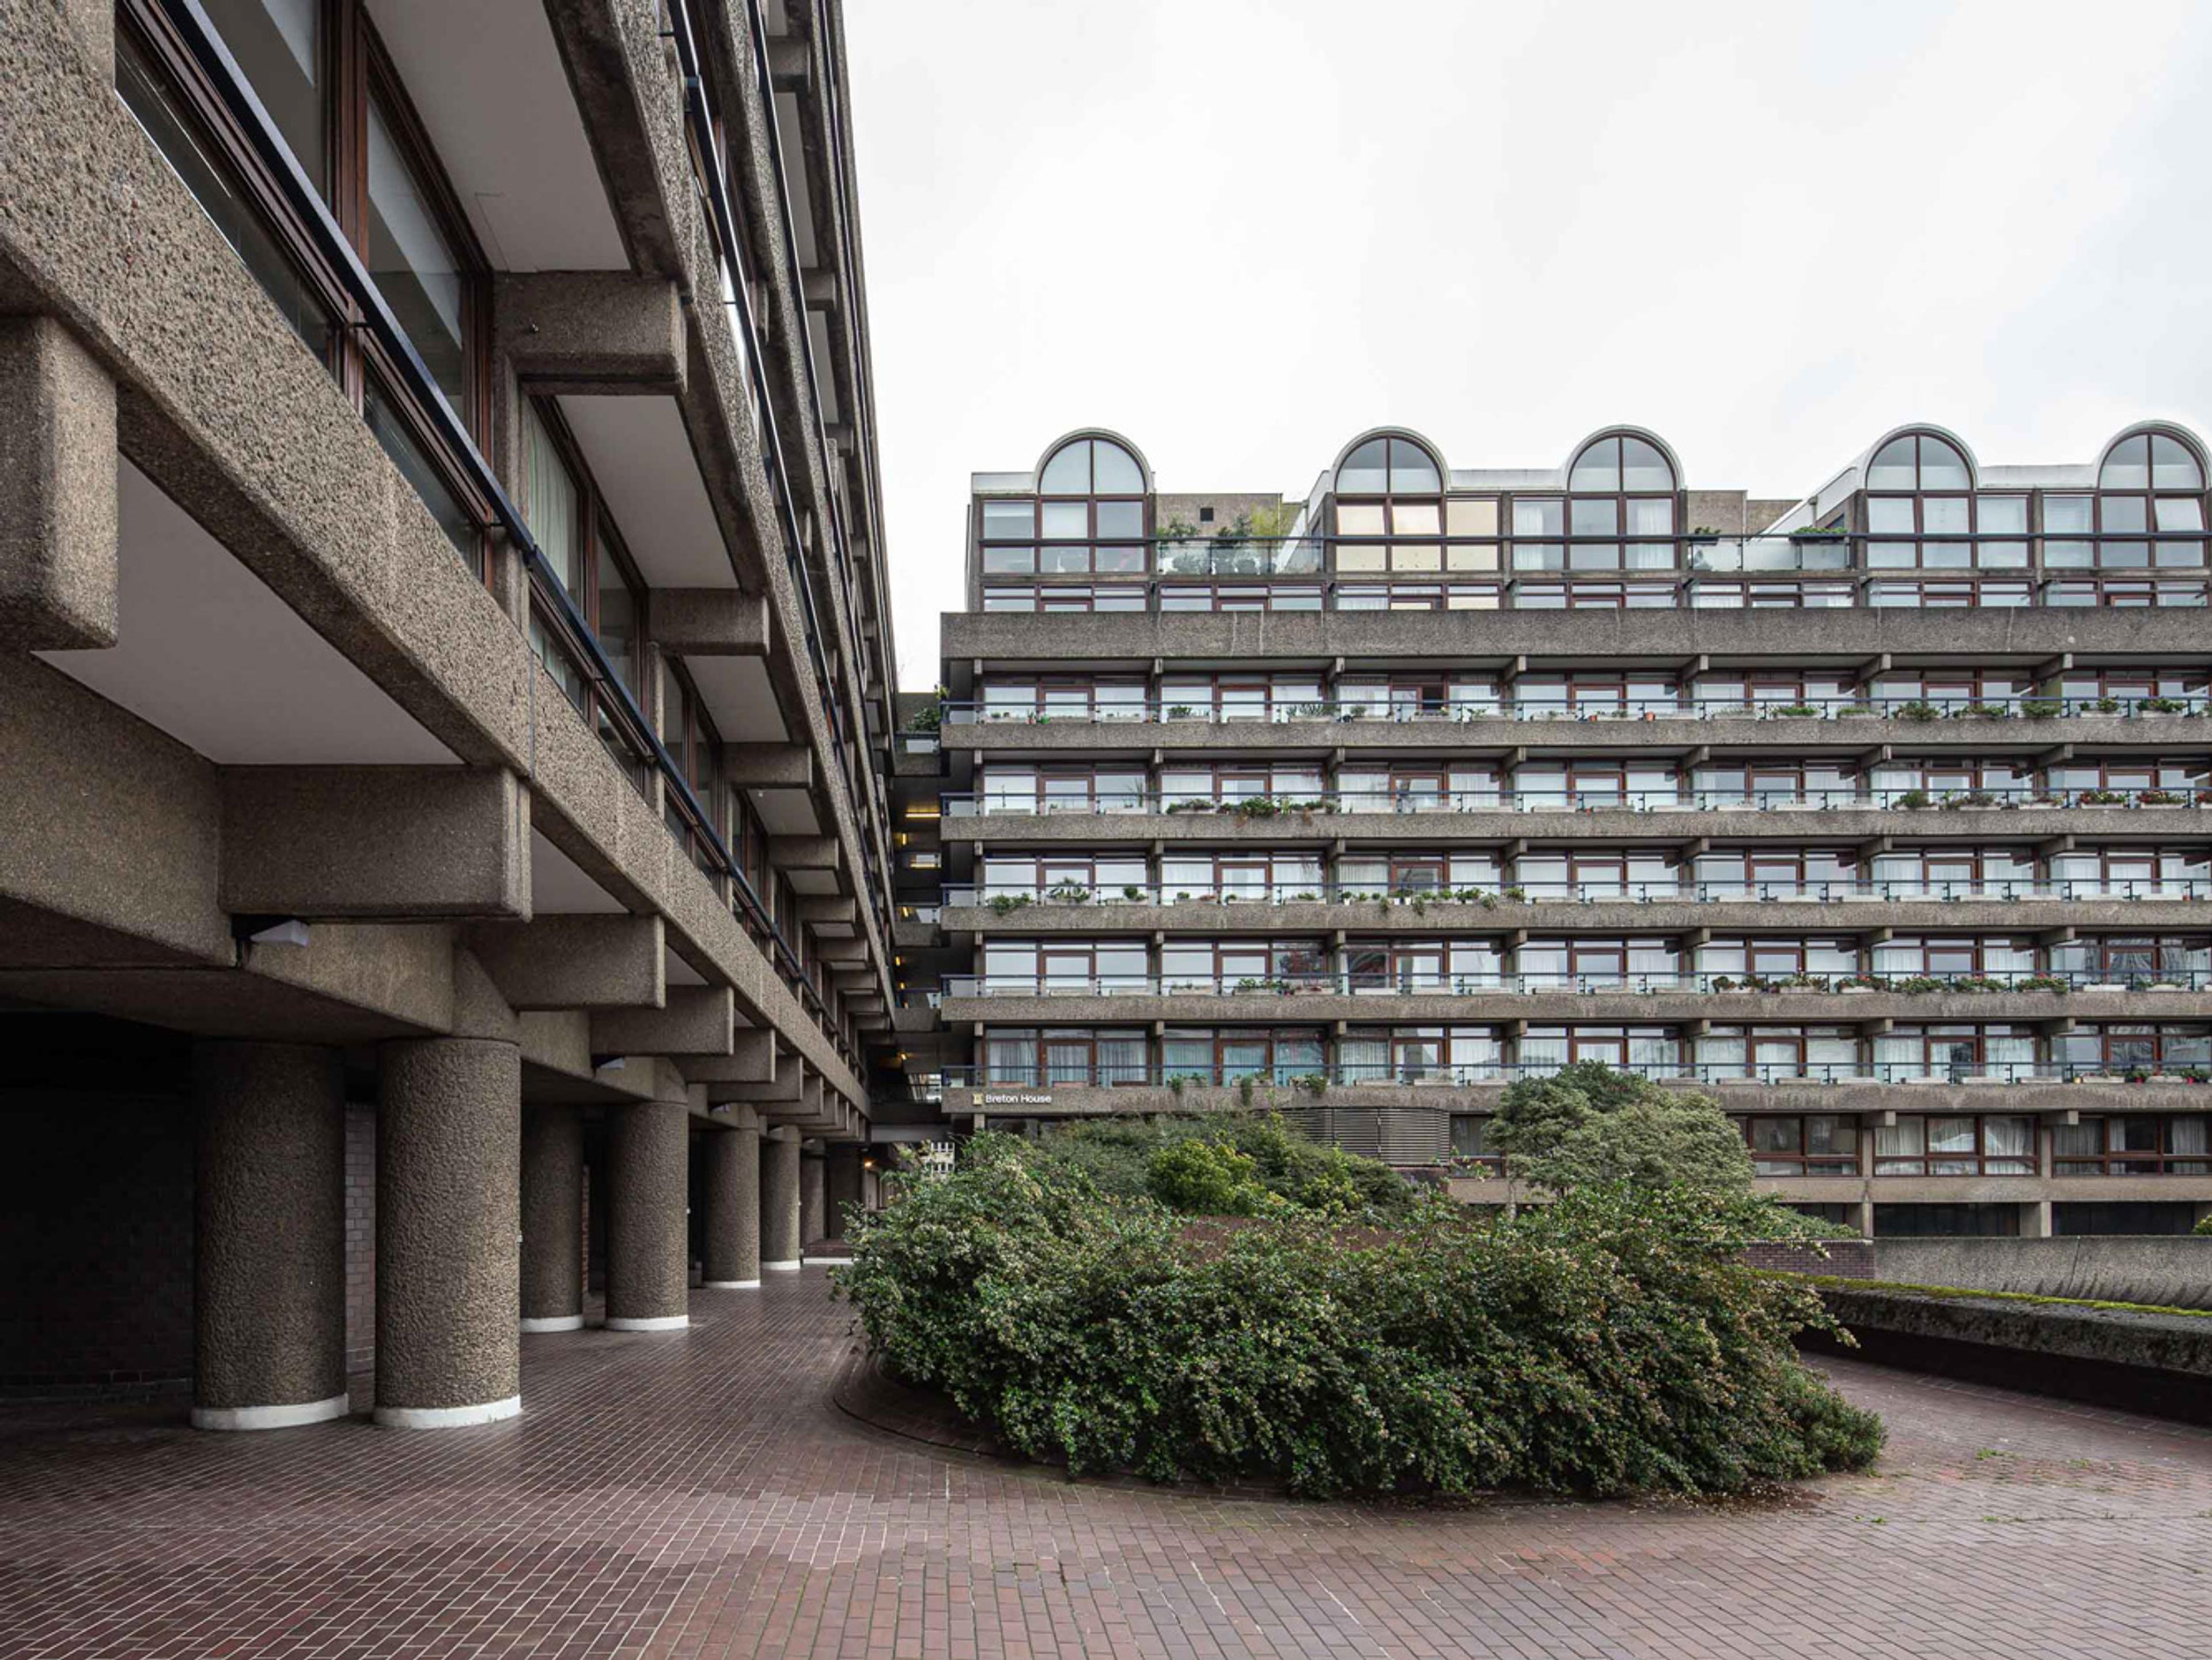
[843,0,2212,687]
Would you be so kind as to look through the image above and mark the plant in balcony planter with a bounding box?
[1290,890,1318,902]
[1290,1071,1328,1096]
[1955,702,2006,720]
[1122,884,1146,902]
[2180,1067,2211,1084]
[1236,1073,1259,1107]
[2125,1067,2152,1084]
[1790,523,1851,539]
[1778,972,1830,992]
[1948,974,2006,993]
[988,894,1032,916]
[1290,701,1331,720]
[1767,703,1819,719]
[1164,799,1206,814]
[1046,882,1092,905]
[1838,702,1875,717]
[2021,698,2063,720]
[1234,797,1283,820]
[1897,701,1941,723]
[2141,697,2186,714]
[2077,788,2127,806]
[1895,975,1943,995]
[2139,788,2188,806]
[2017,974,2069,994]
[1945,789,1998,810]
[2093,695,2121,714]
[1894,789,1933,811]
[1836,974,1884,993]
[1166,705,1195,720]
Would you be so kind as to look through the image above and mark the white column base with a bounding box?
[762,1258,801,1272]
[519,1314,584,1333]
[702,1278,762,1289]
[374,1394,522,1430]
[605,1313,689,1331]
[800,1256,846,1266]
[191,1393,350,1432]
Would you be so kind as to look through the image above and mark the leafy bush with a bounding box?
[1146,1139,1273,1215]
[836,1136,1883,1497]
[1036,1113,1413,1220]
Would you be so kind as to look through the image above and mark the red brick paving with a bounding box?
[2,1269,2210,1658]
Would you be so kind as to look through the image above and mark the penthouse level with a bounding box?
[0,0,899,1424]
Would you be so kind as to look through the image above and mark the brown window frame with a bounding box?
[120,0,494,579]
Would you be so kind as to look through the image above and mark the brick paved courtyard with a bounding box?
[3,1269,2209,1659]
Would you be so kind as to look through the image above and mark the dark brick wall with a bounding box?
[344,1102,375,1376]
[0,1091,193,1395]
[1745,1239,1876,1278]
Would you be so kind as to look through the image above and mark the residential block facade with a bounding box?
[892,424,2212,1239]
[0,0,897,1419]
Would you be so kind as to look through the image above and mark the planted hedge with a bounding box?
[835,1135,1883,1498]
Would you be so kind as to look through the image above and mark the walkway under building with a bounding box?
[2,1270,2208,1659]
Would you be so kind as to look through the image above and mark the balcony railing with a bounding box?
[942,693,2212,725]
[944,1060,2212,1090]
[941,784,2208,818]
[940,969,2212,1000]
[943,878,2212,908]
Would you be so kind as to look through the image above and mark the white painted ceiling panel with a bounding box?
[40,463,456,765]
[368,0,627,271]
[559,396,736,589]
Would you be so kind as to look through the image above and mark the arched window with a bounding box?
[2069,431,2208,573]
[1863,431,2005,574]
[979,436,1148,577]
[1333,434,1494,576]
[1548,433,1676,571]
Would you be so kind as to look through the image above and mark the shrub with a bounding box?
[836,1137,1883,1497]
[1146,1139,1272,1215]
[1037,1113,1412,1220]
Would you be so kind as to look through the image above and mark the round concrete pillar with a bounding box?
[375,1037,521,1428]
[824,1144,865,1240]
[607,1098,689,1329]
[701,1122,761,1287]
[191,1042,347,1431]
[799,1147,827,1251]
[520,1105,584,1332]
[761,1128,801,1270]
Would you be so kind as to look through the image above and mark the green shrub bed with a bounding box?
[835,1133,1884,1499]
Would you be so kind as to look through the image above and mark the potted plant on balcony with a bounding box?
[1045,881,1092,905]
[1897,701,1941,723]
[1122,884,1146,902]
[2141,696,2186,714]
[2017,974,2069,994]
[2021,698,2064,720]
[2140,788,2188,806]
[1895,975,1943,995]
[987,893,1032,916]
[2125,1067,2152,1085]
[1895,789,1933,811]
[2076,788,2128,807]
[1777,972,1830,993]
[1767,702,1819,719]
[1836,974,1884,993]
[1955,702,2007,721]
[1838,702,1876,717]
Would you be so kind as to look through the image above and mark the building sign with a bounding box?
[979,1090,1054,1107]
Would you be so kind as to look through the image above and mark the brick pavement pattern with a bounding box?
[3,1269,2210,1658]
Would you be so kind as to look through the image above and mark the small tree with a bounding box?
[1490,1061,1753,1198]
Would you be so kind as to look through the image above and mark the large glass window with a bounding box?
[1334,435,1470,573]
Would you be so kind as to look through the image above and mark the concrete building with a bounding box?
[0,0,897,1421]
[899,425,2212,1241]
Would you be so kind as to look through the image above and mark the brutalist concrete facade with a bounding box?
[0,0,897,1416]
[897,425,2212,1240]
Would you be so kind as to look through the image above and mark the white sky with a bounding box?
[843,0,2212,687]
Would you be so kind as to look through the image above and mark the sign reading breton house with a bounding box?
[979,1090,1054,1107]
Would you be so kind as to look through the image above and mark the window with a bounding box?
[2096,431,2208,570]
[2049,848,2211,899]
[1343,940,1501,995]
[1342,1026,1499,1084]
[979,583,1147,612]
[1555,433,1678,570]
[1873,1115,2035,1176]
[2047,936,2210,989]
[658,667,725,873]
[1699,1027,1861,1083]
[1738,1116,1859,1175]
[122,0,493,576]
[1158,851,1324,903]
[2053,1025,2212,1077]
[979,941,1148,996]
[1520,1026,1681,1076]
[1872,1026,2037,1083]
[516,401,649,791]
[990,437,1149,576]
[1450,1116,1501,1167]
[980,854,1150,903]
[2053,1116,2212,1175]
[1159,762,1324,808]
[1333,435,1475,573]
[976,763,1148,815]
[1160,941,1330,994]
[984,1028,1148,1086]
[1162,1027,1325,1085]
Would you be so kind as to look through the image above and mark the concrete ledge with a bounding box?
[605,1314,689,1332]
[190,1393,350,1432]
[373,1394,523,1430]
[518,1315,584,1333]
[1873,1237,2212,1312]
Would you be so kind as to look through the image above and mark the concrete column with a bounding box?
[824,1144,865,1239]
[762,1128,801,1270]
[0,315,116,651]
[701,1118,762,1287]
[375,1038,522,1428]
[799,1146,827,1247]
[191,1042,347,1431]
[606,1098,689,1329]
[520,1105,584,1331]
[2021,1199,2054,1238]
